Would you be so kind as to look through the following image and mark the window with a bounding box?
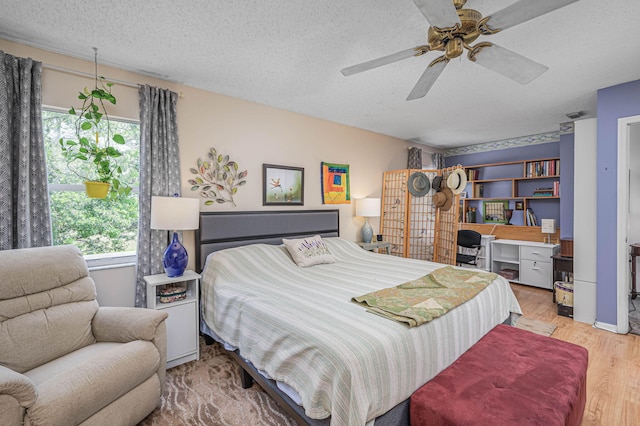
[43,109,140,258]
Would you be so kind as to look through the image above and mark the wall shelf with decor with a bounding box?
[459,158,560,228]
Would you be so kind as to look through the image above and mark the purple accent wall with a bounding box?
[559,132,574,239]
[596,79,640,325]
[446,142,562,227]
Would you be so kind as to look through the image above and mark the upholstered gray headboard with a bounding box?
[195,209,340,272]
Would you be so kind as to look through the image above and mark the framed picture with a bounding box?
[262,164,304,205]
[460,191,467,198]
[515,201,524,210]
[321,162,351,204]
[483,200,509,223]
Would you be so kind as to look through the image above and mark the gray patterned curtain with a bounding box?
[408,147,422,169]
[432,152,445,170]
[0,51,52,250]
[135,85,181,307]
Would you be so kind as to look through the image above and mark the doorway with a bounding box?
[617,116,640,334]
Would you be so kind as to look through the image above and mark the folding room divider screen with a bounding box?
[381,167,462,264]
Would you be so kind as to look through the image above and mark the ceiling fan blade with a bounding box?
[406,58,448,101]
[341,47,427,76]
[471,43,548,84]
[485,0,580,32]
[412,0,461,29]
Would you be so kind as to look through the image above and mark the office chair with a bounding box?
[456,230,482,267]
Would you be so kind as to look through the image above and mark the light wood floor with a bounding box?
[510,283,640,426]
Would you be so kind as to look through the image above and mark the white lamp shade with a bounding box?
[356,198,381,217]
[541,219,556,233]
[150,196,200,230]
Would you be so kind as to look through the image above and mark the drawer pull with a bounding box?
[531,251,541,255]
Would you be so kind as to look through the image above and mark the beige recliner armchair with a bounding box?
[0,245,169,426]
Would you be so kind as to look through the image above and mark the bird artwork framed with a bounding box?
[262,164,304,205]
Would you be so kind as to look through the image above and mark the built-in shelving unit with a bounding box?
[460,157,560,227]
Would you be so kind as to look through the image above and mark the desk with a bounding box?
[631,244,640,299]
[356,241,391,254]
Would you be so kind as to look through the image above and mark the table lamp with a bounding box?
[150,196,200,277]
[356,198,380,244]
[541,218,556,244]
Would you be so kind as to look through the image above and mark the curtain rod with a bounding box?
[42,63,184,99]
[408,146,437,155]
[42,63,139,89]
[43,63,184,98]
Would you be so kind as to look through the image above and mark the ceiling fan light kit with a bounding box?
[341,0,580,100]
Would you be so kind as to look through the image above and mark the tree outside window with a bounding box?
[43,109,140,255]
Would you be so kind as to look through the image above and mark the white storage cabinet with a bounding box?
[491,239,559,289]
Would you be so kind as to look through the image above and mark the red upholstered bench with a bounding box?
[410,324,588,426]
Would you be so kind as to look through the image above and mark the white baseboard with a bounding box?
[593,321,619,334]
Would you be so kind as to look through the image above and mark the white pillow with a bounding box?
[282,235,336,267]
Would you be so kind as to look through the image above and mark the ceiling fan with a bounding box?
[341,0,580,100]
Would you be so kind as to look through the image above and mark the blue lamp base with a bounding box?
[163,232,188,277]
[361,218,373,244]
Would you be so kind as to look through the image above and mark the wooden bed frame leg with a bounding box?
[240,368,254,389]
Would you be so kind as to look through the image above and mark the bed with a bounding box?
[196,210,522,426]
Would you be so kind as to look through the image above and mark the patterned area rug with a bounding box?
[138,338,296,426]
[513,316,557,337]
[140,318,556,425]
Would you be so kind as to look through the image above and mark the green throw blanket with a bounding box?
[352,266,497,327]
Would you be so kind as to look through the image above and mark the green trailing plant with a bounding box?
[59,50,131,198]
[189,147,247,206]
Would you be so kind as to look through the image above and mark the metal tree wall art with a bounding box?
[188,148,247,206]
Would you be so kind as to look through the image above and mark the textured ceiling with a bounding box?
[1,0,639,148]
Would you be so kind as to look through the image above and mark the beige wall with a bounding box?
[1,39,423,268]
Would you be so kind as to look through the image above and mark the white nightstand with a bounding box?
[356,240,391,254]
[144,270,200,369]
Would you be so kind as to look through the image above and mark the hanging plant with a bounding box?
[58,48,131,199]
[188,147,247,206]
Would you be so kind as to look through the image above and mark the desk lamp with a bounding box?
[541,219,556,244]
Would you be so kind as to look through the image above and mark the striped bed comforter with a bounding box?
[200,238,522,425]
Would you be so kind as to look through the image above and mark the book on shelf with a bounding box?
[474,183,484,198]
[533,187,554,197]
[466,169,479,181]
[526,159,560,177]
[526,208,537,226]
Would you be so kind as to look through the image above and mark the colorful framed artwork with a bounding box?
[515,201,524,210]
[321,162,350,204]
[483,200,509,223]
[262,164,304,206]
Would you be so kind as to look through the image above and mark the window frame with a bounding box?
[43,106,141,266]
